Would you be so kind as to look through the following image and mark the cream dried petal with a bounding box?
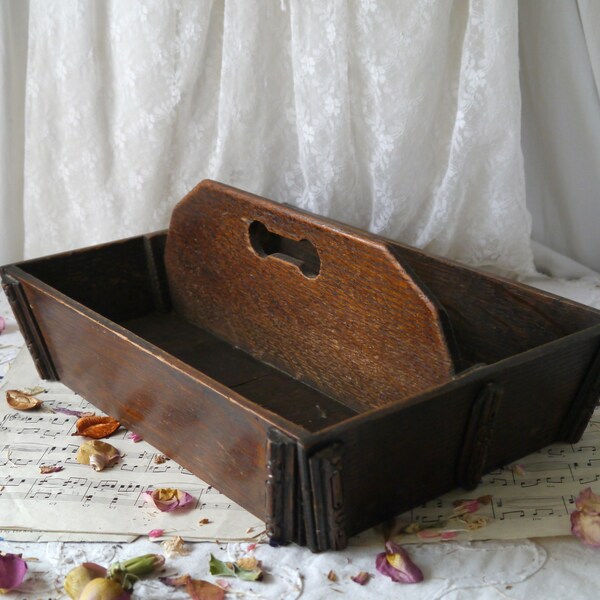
[76,440,121,472]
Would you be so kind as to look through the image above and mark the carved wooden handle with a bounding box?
[165,180,455,411]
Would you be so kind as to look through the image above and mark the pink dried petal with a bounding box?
[440,531,459,540]
[453,499,480,514]
[575,487,600,516]
[143,488,194,512]
[571,510,600,546]
[0,316,5,334]
[40,465,64,474]
[416,529,441,539]
[148,529,165,538]
[51,407,91,417]
[247,543,257,552]
[127,432,143,443]
[351,571,370,585]
[375,541,423,584]
[511,464,526,478]
[216,578,231,590]
[0,553,27,592]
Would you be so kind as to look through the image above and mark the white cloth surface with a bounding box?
[7,0,533,277]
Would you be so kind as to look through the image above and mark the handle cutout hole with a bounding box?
[249,221,321,278]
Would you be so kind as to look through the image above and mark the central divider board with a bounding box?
[165,180,457,414]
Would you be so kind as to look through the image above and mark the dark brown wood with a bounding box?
[265,429,297,545]
[559,340,600,443]
[308,443,347,552]
[457,382,503,490]
[388,243,600,367]
[1,272,58,381]
[165,180,456,411]
[3,180,600,552]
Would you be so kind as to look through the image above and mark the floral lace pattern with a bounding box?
[24,0,534,275]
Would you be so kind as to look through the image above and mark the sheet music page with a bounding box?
[0,349,264,542]
[397,409,600,542]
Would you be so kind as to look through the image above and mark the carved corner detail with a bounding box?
[1,274,58,381]
[457,382,503,490]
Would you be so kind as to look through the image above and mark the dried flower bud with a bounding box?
[64,563,107,599]
[76,440,121,471]
[78,577,130,600]
[109,554,165,579]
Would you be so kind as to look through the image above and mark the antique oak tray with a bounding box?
[3,180,600,551]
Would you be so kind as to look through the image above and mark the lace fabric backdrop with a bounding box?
[1,0,535,277]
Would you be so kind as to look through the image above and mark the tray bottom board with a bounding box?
[121,312,358,432]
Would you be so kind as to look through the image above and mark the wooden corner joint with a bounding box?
[1,274,59,381]
[559,341,600,444]
[265,429,296,546]
[308,442,347,552]
[457,382,503,490]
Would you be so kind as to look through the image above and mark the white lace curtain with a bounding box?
[1,0,598,282]
[0,0,535,275]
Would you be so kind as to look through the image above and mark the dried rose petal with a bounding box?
[0,316,5,334]
[160,574,191,588]
[74,415,120,439]
[216,579,231,590]
[327,570,337,582]
[186,578,225,600]
[148,529,164,539]
[162,536,190,558]
[571,487,600,546]
[351,571,370,585]
[511,464,526,478]
[160,574,225,600]
[6,389,43,410]
[76,440,121,471]
[0,552,28,593]
[575,487,600,515]
[375,541,423,584]
[51,407,94,418]
[40,465,64,474]
[440,531,459,540]
[126,432,143,443]
[452,499,480,514]
[571,511,600,546]
[144,488,194,512]
[154,454,168,464]
[416,529,441,540]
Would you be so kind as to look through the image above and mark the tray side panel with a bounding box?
[389,244,600,365]
[19,279,275,519]
[308,331,600,538]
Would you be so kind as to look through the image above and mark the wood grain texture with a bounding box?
[13,271,306,518]
[4,180,600,552]
[165,180,455,412]
[303,326,600,538]
[388,243,600,366]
